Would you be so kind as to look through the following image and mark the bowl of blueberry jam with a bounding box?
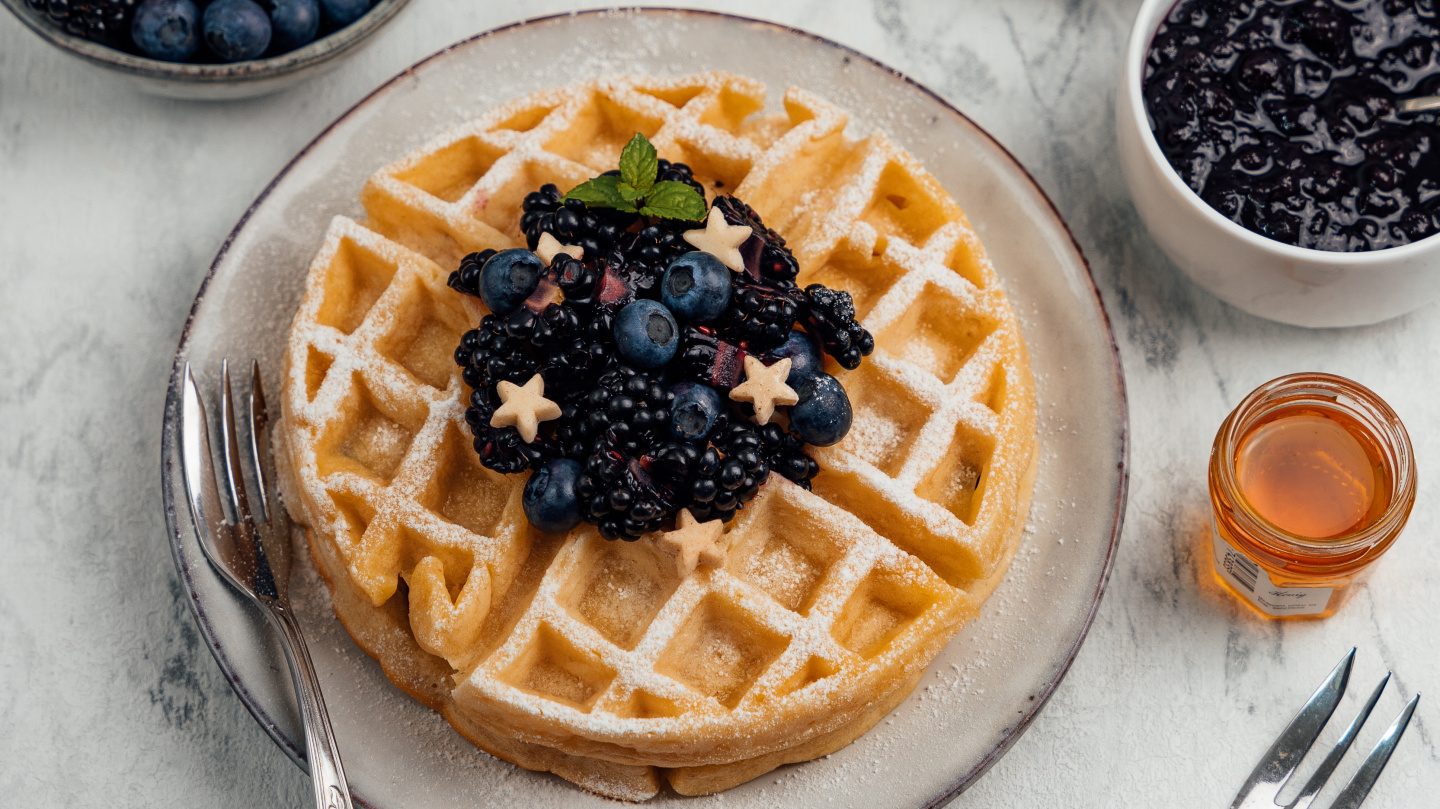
[1118,0,1440,327]
[3,0,408,100]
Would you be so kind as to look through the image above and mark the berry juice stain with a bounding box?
[1143,0,1440,251]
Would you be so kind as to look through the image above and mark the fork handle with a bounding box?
[265,602,354,809]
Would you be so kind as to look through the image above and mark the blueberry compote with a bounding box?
[1143,0,1440,251]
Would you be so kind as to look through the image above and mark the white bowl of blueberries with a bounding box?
[4,0,408,99]
[1118,0,1440,328]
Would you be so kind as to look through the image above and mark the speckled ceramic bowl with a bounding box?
[1,0,409,100]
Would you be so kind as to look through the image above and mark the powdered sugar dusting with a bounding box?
[275,66,1036,800]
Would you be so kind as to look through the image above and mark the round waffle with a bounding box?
[276,72,1037,799]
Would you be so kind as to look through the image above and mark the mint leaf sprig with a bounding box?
[563,133,707,221]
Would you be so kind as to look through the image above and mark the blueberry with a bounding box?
[479,249,544,315]
[1297,5,1350,62]
[320,0,371,26]
[613,299,679,369]
[1237,49,1282,91]
[268,0,318,51]
[790,373,852,447]
[202,0,270,62]
[131,0,199,61]
[660,251,731,322]
[772,330,822,385]
[523,458,582,533]
[668,382,724,441]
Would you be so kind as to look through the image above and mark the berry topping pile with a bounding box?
[448,134,873,540]
[26,0,374,64]
[1144,0,1440,251]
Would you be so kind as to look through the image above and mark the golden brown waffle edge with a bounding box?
[276,71,1038,799]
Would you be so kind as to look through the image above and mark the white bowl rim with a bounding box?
[1123,0,1440,265]
[0,0,410,84]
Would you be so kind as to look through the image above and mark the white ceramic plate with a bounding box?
[160,10,1128,807]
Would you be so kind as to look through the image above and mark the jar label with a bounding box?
[1211,529,1333,616]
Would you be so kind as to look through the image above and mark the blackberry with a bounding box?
[553,254,601,308]
[623,222,692,277]
[474,427,547,474]
[537,336,613,399]
[464,388,549,473]
[580,368,673,456]
[447,249,497,299]
[545,401,594,460]
[502,301,582,350]
[585,308,619,347]
[802,284,874,369]
[758,422,820,489]
[520,186,633,257]
[455,316,537,392]
[577,447,674,540]
[685,445,725,516]
[649,439,703,481]
[572,371,713,539]
[519,184,562,229]
[456,293,593,474]
[594,222,692,298]
[677,327,747,390]
[576,207,633,259]
[656,159,705,196]
[720,276,805,350]
[26,0,136,41]
[589,256,643,313]
[686,422,772,522]
[713,195,799,282]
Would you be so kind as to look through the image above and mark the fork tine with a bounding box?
[1328,694,1420,809]
[245,361,291,598]
[180,364,221,535]
[1231,649,1356,809]
[179,365,241,586]
[219,359,255,524]
[219,360,275,598]
[247,360,272,522]
[1289,674,1390,809]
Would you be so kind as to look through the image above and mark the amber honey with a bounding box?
[1236,407,1391,540]
[1208,374,1414,620]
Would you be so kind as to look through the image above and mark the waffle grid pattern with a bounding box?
[279,73,1036,798]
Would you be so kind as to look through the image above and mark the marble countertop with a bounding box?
[2,0,1437,806]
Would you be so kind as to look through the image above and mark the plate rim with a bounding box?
[159,9,1130,807]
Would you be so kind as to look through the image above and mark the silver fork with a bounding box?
[1232,648,1419,809]
[180,360,354,809]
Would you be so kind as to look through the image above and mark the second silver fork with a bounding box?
[1231,648,1419,809]
[180,360,353,809]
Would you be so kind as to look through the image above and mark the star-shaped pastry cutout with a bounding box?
[728,356,798,425]
[682,206,751,273]
[659,509,728,576]
[489,373,561,443]
[536,232,584,266]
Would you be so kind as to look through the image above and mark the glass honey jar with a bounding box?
[1208,373,1415,620]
